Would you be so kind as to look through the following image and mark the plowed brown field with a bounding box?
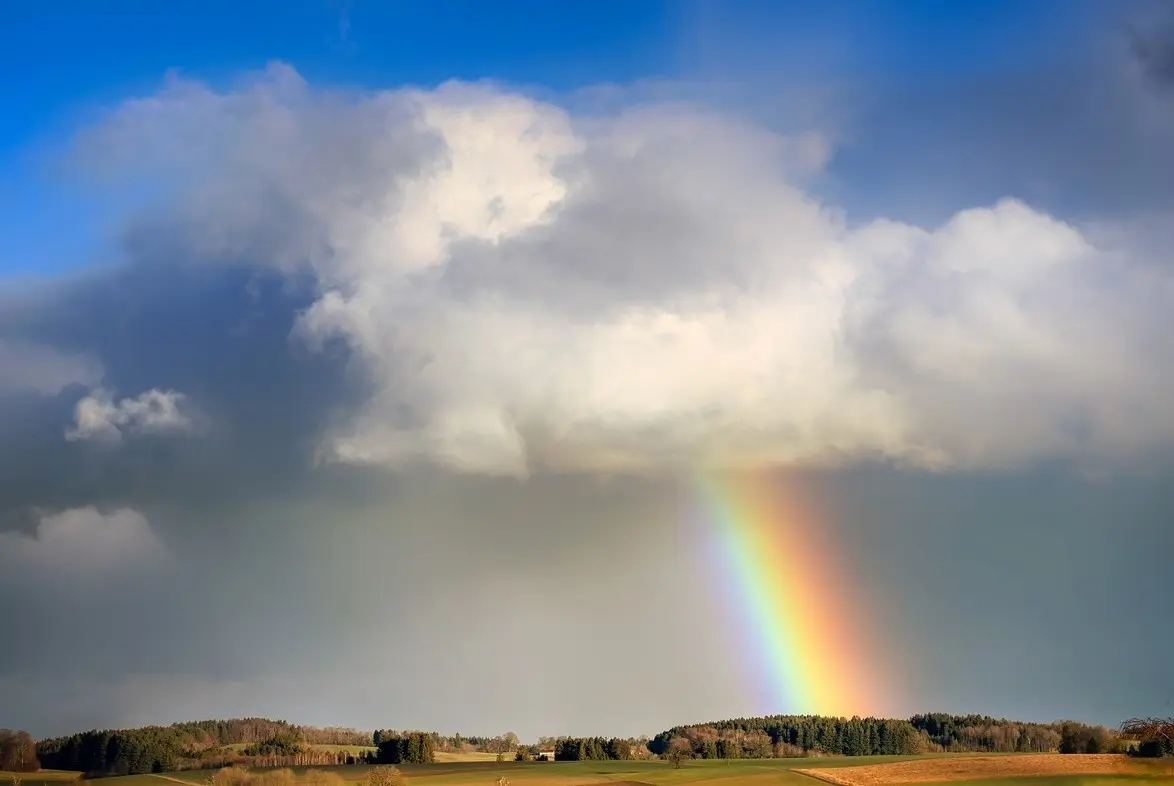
[794,754,1160,785]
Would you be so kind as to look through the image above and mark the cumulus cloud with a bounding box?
[65,387,196,442]
[0,339,102,396]
[60,63,1174,478]
[0,506,167,576]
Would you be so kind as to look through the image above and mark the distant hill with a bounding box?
[36,719,375,776]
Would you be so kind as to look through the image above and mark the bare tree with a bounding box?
[665,738,692,769]
[1120,718,1174,743]
[0,730,38,773]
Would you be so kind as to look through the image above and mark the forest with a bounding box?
[648,713,1121,758]
[35,720,373,776]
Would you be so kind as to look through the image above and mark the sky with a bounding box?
[2,0,1174,742]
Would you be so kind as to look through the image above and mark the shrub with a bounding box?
[208,767,302,786]
[665,738,692,768]
[773,743,807,758]
[365,765,407,786]
[1137,740,1167,758]
[210,767,255,786]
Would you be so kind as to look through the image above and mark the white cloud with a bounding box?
[0,506,167,576]
[0,339,103,396]
[77,63,1174,477]
[66,387,196,442]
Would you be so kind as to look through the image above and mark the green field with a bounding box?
[5,754,1169,786]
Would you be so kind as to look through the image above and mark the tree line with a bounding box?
[650,715,925,758]
[909,713,1065,753]
[168,719,371,748]
[551,737,633,761]
[26,710,1171,777]
[910,714,1124,754]
[372,730,522,757]
[35,720,375,777]
[37,726,186,775]
[650,713,1126,759]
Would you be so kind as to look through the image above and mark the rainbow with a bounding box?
[696,469,885,718]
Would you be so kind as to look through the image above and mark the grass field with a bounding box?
[5,753,1170,786]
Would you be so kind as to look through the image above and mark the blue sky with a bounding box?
[1,0,1098,143]
[0,0,1105,277]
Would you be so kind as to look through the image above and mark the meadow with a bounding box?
[6,752,1172,786]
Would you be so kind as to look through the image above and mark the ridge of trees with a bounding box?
[649,713,1125,759]
[909,713,1069,753]
[649,716,924,758]
[35,719,374,777]
[26,710,1163,777]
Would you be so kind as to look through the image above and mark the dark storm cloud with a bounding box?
[0,259,397,723]
[0,262,350,511]
[1128,4,1174,89]
[0,262,362,688]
